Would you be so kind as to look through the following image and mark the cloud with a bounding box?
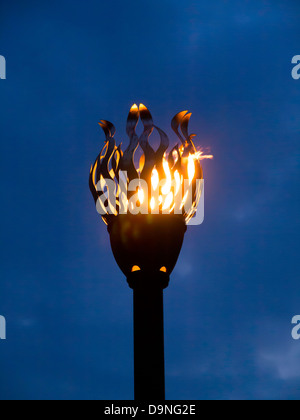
[175,258,194,278]
[260,344,300,380]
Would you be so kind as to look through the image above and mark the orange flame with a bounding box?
[89,105,213,225]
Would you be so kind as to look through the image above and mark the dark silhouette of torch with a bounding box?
[89,104,209,401]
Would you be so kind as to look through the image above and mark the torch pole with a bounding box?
[128,271,169,402]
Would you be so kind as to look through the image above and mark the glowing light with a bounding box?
[174,170,181,195]
[151,169,159,191]
[161,158,172,195]
[194,151,214,160]
[162,191,174,211]
[90,105,213,225]
[139,103,147,111]
[188,154,195,185]
[181,191,189,210]
[150,197,156,211]
[138,188,145,205]
[93,149,212,221]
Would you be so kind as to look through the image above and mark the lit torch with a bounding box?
[89,104,212,401]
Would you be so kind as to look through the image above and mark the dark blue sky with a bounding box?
[0,0,299,400]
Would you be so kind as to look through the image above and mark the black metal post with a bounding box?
[128,271,169,402]
[108,215,186,401]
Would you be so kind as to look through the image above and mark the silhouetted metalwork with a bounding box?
[89,105,203,225]
[111,214,187,401]
[89,105,205,401]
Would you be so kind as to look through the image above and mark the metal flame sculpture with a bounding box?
[90,104,212,226]
[89,105,212,401]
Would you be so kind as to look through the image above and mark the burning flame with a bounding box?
[90,104,213,225]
